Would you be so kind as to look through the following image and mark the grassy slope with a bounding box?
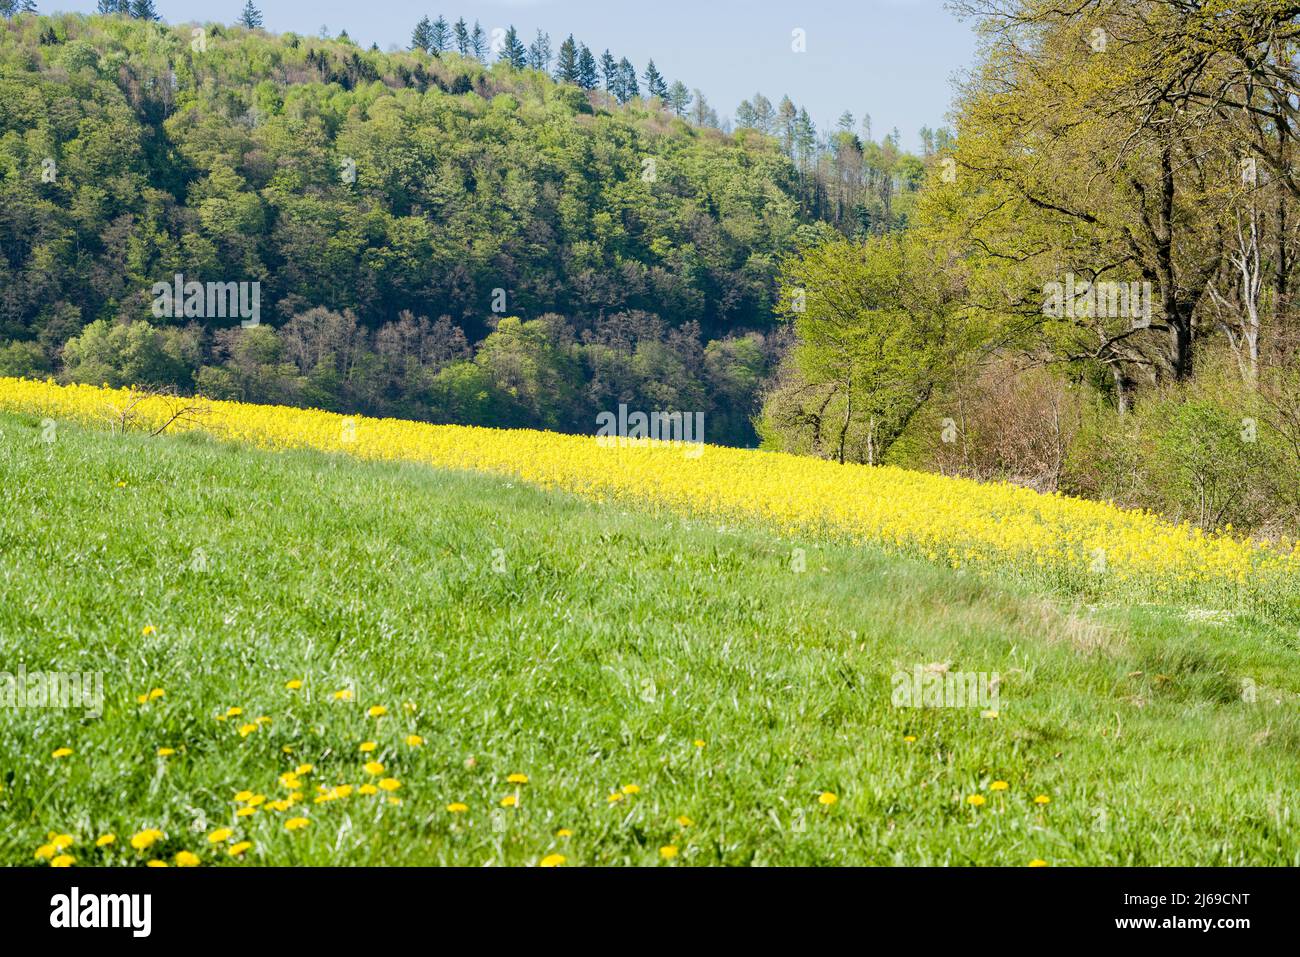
[1,409,1298,866]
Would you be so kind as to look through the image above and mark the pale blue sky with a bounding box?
[55,0,977,151]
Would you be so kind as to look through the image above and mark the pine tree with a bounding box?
[527,30,551,71]
[553,34,578,84]
[20,0,38,12]
[599,50,617,91]
[96,0,118,12]
[239,0,263,29]
[752,93,775,133]
[130,0,158,20]
[500,26,526,70]
[430,16,450,53]
[643,60,668,99]
[837,110,854,133]
[667,80,691,118]
[452,18,469,56]
[470,21,487,61]
[615,58,639,102]
[411,16,433,53]
[735,99,756,129]
[577,45,598,90]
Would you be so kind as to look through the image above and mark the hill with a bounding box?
[2,385,1299,865]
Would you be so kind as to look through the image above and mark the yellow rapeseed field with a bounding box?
[3,376,1297,603]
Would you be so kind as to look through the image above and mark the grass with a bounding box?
[1,408,1299,866]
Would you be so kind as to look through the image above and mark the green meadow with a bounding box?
[1,409,1298,866]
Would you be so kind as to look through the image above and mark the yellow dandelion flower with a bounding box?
[95,834,115,848]
[363,761,385,775]
[246,794,266,807]
[284,817,310,831]
[51,747,73,759]
[903,735,917,743]
[233,790,254,803]
[358,784,379,796]
[148,688,164,700]
[405,735,424,747]
[378,778,401,792]
[555,828,572,837]
[228,841,252,857]
[693,739,706,748]
[1029,859,1050,867]
[236,807,257,817]
[659,845,679,859]
[35,844,56,861]
[621,784,640,794]
[141,625,156,637]
[156,747,176,757]
[1034,795,1052,805]
[818,792,838,805]
[606,792,624,803]
[146,860,167,868]
[507,773,529,784]
[174,851,200,867]
[967,794,987,807]
[539,854,566,867]
[447,802,469,813]
[207,828,233,844]
[50,854,75,868]
[130,829,163,850]
[990,781,1009,791]
[332,689,353,701]
[367,705,387,717]
[225,706,242,717]
[285,679,303,690]
[359,741,377,753]
[676,816,694,827]
[500,794,518,807]
[295,764,314,775]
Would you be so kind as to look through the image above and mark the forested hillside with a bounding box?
[0,10,925,444]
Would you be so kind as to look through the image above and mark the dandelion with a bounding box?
[1028,859,1049,867]
[284,817,310,832]
[149,688,164,700]
[693,739,706,748]
[34,844,56,860]
[285,679,303,690]
[295,764,314,775]
[225,706,242,717]
[142,625,156,636]
[332,689,353,701]
[236,807,257,818]
[51,747,73,759]
[540,854,566,867]
[237,723,258,737]
[903,735,917,743]
[500,795,518,807]
[363,761,384,775]
[174,851,200,867]
[378,778,401,792]
[405,735,424,747]
[621,784,640,794]
[95,834,115,848]
[234,790,254,803]
[555,828,573,837]
[676,816,694,827]
[156,747,176,757]
[659,845,679,859]
[606,792,624,804]
[967,795,986,807]
[146,860,167,868]
[990,781,1009,791]
[507,773,529,784]
[367,705,387,717]
[246,794,266,807]
[1034,795,1052,805]
[359,741,377,753]
[130,829,163,850]
[50,855,75,868]
[279,772,300,789]
[818,792,838,805]
[228,841,252,857]
[51,834,74,851]
[446,803,469,813]
[207,829,233,844]
[358,784,379,796]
